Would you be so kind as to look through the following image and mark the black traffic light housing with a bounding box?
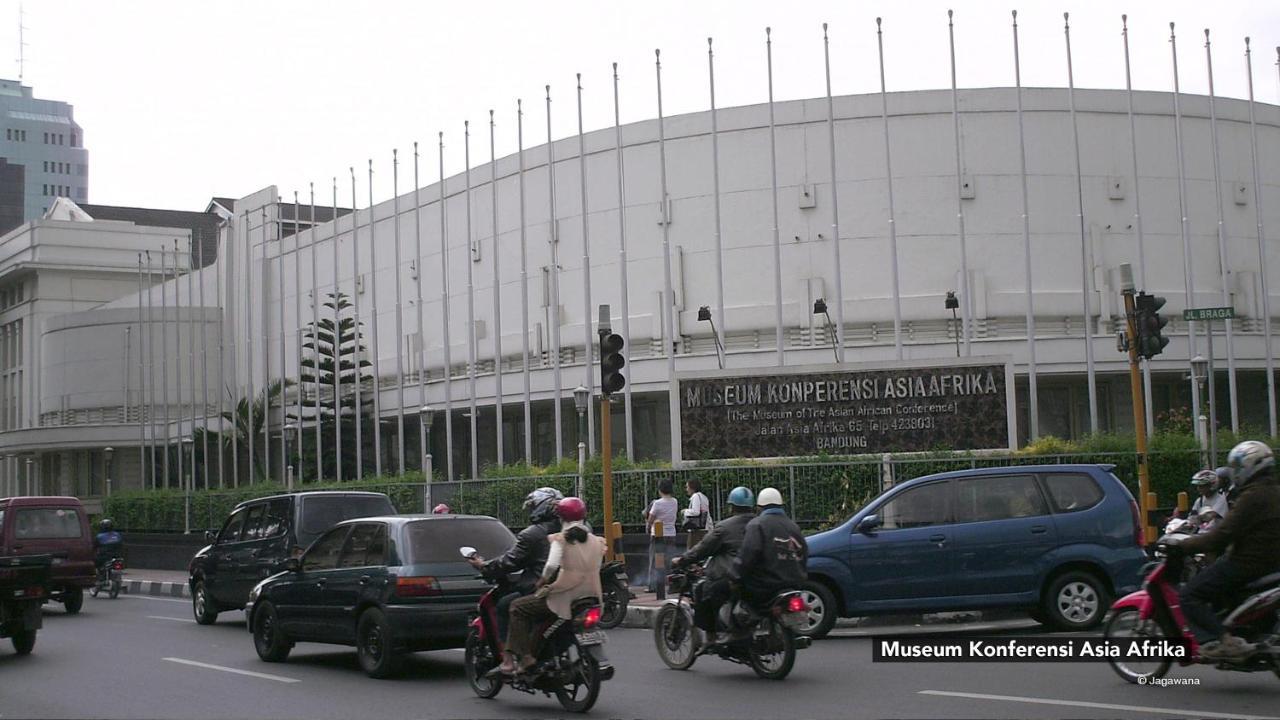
[600,333,626,395]
[1134,292,1170,359]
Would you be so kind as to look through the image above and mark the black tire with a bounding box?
[109,579,121,600]
[749,618,797,680]
[11,629,36,655]
[599,577,629,629]
[652,604,698,670]
[63,587,84,615]
[356,608,402,679]
[554,640,602,713]
[463,627,502,699]
[798,581,838,639]
[192,580,219,625]
[1104,609,1172,684]
[252,601,293,663]
[1042,571,1110,631]
[90,584,100,598]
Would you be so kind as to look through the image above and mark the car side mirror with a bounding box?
[282,557,300,573]
[855,514,882,534]
[204,530,216,543]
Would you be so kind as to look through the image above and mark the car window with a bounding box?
[218,508,249,544]
[955,475,1048,522]
[258,498,290,539]
[877,482,951,530]
[0,509,5,536]
[404,518,515,564]
[338,523,387,568]
[241,504,268,541]
[13,507,83,539]
[303,526,352,572]
[1042,473,1104,513]
[297,494,395,547]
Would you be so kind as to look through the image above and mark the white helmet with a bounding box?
[1226,441,1274,489]
[756,487,784,507]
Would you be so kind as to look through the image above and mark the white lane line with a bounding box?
[147,615,193,623]
[163,657,300,684]
[918,690,1277,720]
[121,594,189,604]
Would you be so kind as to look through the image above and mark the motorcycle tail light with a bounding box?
[394,576,441,597]
[582,606,602,630]
[23,585,43,598]
[112,560,124,571]
[787,595,808,614]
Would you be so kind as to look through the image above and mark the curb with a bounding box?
[124,579,191,600]
[619,603,1013,631]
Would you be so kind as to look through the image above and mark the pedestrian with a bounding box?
[681,478,712,548]
[643,478,678,593]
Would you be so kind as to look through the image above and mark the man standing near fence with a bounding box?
[681,479,711,548]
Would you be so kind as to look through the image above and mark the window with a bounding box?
[338,523,387,568]
[955,475,1048,523]
[70,132,76,146]
[1042,474,1104,513]
[42,132,47,144]
[302,526,351,572]
[404,518,514,564]
[217,508,249,544]
[876,482,952,530]
[257,498,290,539]
[13,507,82,539]
[240,503,268,541]
[297,494,395,548]
[20,130,25,141]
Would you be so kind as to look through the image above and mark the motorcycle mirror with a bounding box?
[459,546,478,559]
[204,530,216,543]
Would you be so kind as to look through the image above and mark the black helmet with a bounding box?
[99,518,114,532]
[523,487,564,523]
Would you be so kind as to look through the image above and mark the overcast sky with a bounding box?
[7,0,1280,210]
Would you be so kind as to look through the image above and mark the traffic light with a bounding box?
[1134,292,1170,359]
[600,333,626,395]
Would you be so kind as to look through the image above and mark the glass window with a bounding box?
[13,507,82,539]
[0,509,5,535]
[1042,474,1104,513]
[877,482,951,530]
[955,475,1048,523]
[217,508,248,544]
[338,523,387,568]
[404,518,514,564]
[240,504,267,541]
[303,526,351,572]
[297,494,395,547]
[257,498,290,539]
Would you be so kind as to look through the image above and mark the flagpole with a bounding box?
[438,132,456,481]
[148,250,161,488]
[368,160,384,477]
[350,168,364,478]
[332,178,343,482]
[1064,13,1099,434]
[279,198,290,483]
[612,64,635,459]
[766,29,784,366]
[546,85,564,461]
[947,10,972,355]
[262,209,273,485]
[162,245,172,486]
[293,191,306,480]
[876,18,905,361]
[1013,11,1038,440]
[707,41,727,370]
[173,240,184,488]
[1204,29,1240,432]
[1171,23,1204,436]
[576,74,597,454]
[187,236,199,488]
[137,254,148,486]
[489,113,505,465]
[1122,15,1154,438]
[246,212,256,483]
[656,48,680,462]
[393,150,406,476]
[413,144,427,473]
[309,185,321,481]
[464,124,479,478]
[517,106,532,464]
[822,23,845,363]
[220,219,233,488]
[1245,39,1277,437]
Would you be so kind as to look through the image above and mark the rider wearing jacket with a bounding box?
[468,487,562,644]
[93,519,124,577]
[1178,441,1280,660]
[671,486,755,643]
[729,487,808,609]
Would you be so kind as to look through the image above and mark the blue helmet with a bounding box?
[727,486,754,508]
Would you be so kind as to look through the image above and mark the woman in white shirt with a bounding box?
[682,479,712,548]
[643,478,678,592]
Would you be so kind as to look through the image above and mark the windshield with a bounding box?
[14,507,83,539]
[298,495,395,546]
[403,518,514,565]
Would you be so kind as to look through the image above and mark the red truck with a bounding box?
[0,496,96,614]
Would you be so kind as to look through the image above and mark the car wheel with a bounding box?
[1043,571,1109,630]
[11,629,36,655]
[63,587,84,615]
[356,608,402,679]
[252,601,293,662]
[798,581,838,639]
[192,580,220,625]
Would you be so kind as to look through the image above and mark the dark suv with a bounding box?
[189,491,396,624]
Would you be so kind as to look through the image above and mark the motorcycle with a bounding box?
[1163,515,1210,582]
[598,560,630,629]
[90,557,123,599]
[652,563,811,680]
[1104,534,1280,683]
[459,546,614,713]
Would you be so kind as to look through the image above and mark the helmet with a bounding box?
[727,486,755,508]
[555,497,587,522]
[1190,470,1217,486]
[1214,466,1233,483]
[1226,441,1275,488]
[99,518,114,532]
[756,487,784,507]
[523,487,564,522]
[432,503,451,514]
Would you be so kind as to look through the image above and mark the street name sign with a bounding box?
[1183,306,1235,321]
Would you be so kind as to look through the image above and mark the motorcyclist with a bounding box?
[729,487,808,612]
[432,503,452,514]
[1189,469,1229,523]
[670,486,755,645]
[1213,466,1234,498]
[466,487,562,646]
[1176,441,1280,660]
[93,518,124,581]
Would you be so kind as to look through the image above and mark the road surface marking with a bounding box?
[122,594,188,604]
[919,690,1277,720]
[147,615,193,623]
[163,657,300,684]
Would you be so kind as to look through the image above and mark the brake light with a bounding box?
[21,585,43,598]
[582,606,602,630]
[1129,499,1145,548]
[112,560,124,571]
[787,595,808,614]
[394,576,441,597]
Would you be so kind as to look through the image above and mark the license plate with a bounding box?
[613,572,628,582]
[576,631,607,646]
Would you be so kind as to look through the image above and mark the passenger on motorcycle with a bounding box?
[671,486,755,645]
[1177,441,1280,660]
[93,518,124,578]
[499,497,605,675]
[467,487,562,647]
[1190,470,1229,521]
[729,487,808,613]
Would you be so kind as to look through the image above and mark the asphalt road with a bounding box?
[2,594,1279,720]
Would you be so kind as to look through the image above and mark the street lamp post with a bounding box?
[1192,355,1215,462]
[573,385,589,498]
[813,298,839,363]
[696,306,725,369]
[945,291,961,358]
[103,447,115,497]
[283,424,296,491]
[181,437,194,534]
[419,405,434,510]
[25,457,33,496]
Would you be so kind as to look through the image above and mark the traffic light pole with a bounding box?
[600,392,614,562]
[1122,287,1154,544]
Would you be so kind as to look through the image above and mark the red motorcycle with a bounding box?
[459,547,614,713]
[1104,535,1280,683]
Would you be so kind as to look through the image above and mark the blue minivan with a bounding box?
[800,464,1147,638]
